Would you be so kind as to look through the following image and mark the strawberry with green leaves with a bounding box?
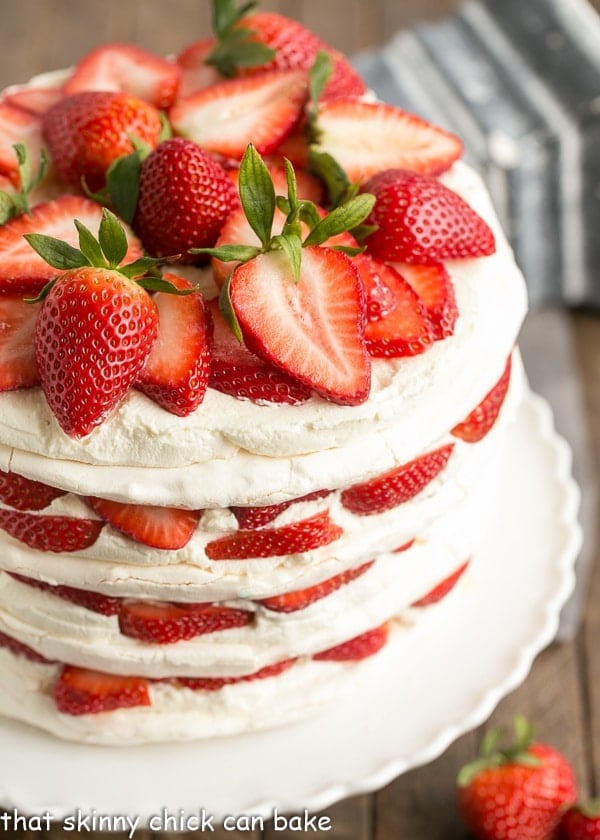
[457,716,578,840]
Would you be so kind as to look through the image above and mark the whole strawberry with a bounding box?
[133,137,238,259]
[559,802,600,839]
[25,209,179,437]
[43,90,162,191]
[457,716,578,840]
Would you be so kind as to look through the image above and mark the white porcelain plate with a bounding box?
[0,392,581,821]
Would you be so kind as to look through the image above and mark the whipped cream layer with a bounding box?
[0,164,527,508]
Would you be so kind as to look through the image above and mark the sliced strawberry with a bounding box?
[0,468,66,511]
[267,121,309,169]
[63,44,181,110]
[176,38,221,99]
[208,300,311,405]
[0,295,40,391]
[230,489,331,529]
[2,86,63,116]
[394,538,416,553]
[340,444,454,515]
[229,247,370,406]
[118,600,253,644]
[8,572,121,617]
[0,194,142,296]
[86,497,200,551]
[354,253,401,321]
[0,508,103,552]
[363,169,496,264]
[0,629,54,664]
[137,273,212,416]
[362,263,435,358]
[205,510,343,560]
[169,69,309,161]
[313,623,389,661]
[394,262,458,340]
[314,100,463,183]
[452,356,512,443]
[258,561,374,613]
[175,658,296,691]
[0,102,43,184]
[54,665,151,715]
[411,561,470,606]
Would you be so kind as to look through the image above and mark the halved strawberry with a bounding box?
[137,273,212,416]
[267,121,310,169]
[0,508,103,552]
[0,468,66,511]
[0,195,142,296]
[354,253,401,321]
[169,69,309,161]
[0,102,44,184]
[229,247,370,406]
[411,561,469,606]
[0,629,54,664]
[54,665,151,715]
[313,100,463,183]
[363,169,496,264]
[362,262,435,358]
[0,295,40,391]
[205,510,343,560]
[176,38,221,99]
[118,600,253,644]
[8,572,121,617]
[175,658,296,691]
[63,44,181,110]
[313,623,389,661]
[208,300,311,405]
[340,444,454,515]
[2,86,63,116]
[452,356,512,443]
[258,561,374,613]
[230,489,331,529]
[394,262,458,341]
[86,497,201,551]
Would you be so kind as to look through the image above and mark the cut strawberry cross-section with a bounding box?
[0,629,54,664]
[175,659,296,692]
[205,510,343,560]
[313,623,389,661]
[0,294,40,392]
[340,444,455,515]
[0,102,44,184]
[0,468,66,511]
[230,489,331,529]
[393,262,458,341]
[87,497,201,551]
[0,508,103,552]
[10,572,121,617]
[258,561,374,613]
[118,600,253,644]
[54,665,151,715]
[411,561,470,607]
[451,356,512,443]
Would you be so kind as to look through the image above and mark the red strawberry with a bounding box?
[229,247,370,406]
[0,629,54,664]
[118,600,253,644]
[35,266,159,437]
[267,121,310,169]
[361,261,435,358]
[137,273,212,416]
[54,665,151,715]
[208,300,311,405]
[394,262,458,340]
[320,49,368,101]
[175,658,296,691]
[340,444,454,515]
[314,100,463,183]
[0,468,66,511]
[457,716,578,840]
[362,169,496,264]
[0,508,103,552]
[354,253,402,321]
[0,102,44,184]
[63,44,180,110]
[2,86,63,116]
[411,561,469,606]
[205,510,343,560]
[43,90,162,191]
[169,70,309,161]
[559,802,600,839]
[313,623,389,661]
[86,497,200,550]
[230,489,331,529]
[8,572,121,617]
[0,195,142,296]
[0,294,40,391]
[176,38,221,99]
[258,561,374,613]
[452,356,512,443]
[133,137,238,260]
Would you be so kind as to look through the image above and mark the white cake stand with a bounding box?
[0,391,581,822]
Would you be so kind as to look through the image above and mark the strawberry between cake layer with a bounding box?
[0,162,526,509]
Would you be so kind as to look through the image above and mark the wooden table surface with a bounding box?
[1,1,599,837]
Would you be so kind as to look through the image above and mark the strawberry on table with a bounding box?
[86,497,201,551]
[452,356,512,443]
[362,168,496,264]
[313,623,389,661]
[258,562,374,613]
[559,802,600,839]
[0,294,40,391]
[457,715,578,840]
[0,508,103,552]
[54,665,151,715]
[0,468,66,511]
[118,600,253,644]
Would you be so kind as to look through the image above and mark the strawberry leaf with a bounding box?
[75,219,107,268]
[118,256,166,279]
[239,144,275,248]
[191,244,262,262]
[207,0,275,77]
[303,193,375,246]
[272,232,302,282]
[23,233,91,270]
[0,192,14,225]
[98,208,128,267]
[136,276,195,294]
[219,274,244,342]
[106,152,141,224]
[284,158,298,213]
[309,52,333,116]
[308,148,352,209]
